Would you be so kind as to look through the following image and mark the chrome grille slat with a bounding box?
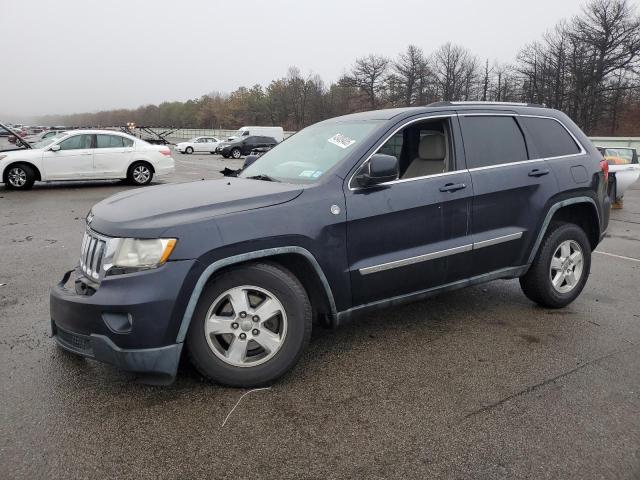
[79,230,107,281]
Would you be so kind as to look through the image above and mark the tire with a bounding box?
[185,147,194,154]
[4,164,36,190]
[231,148,242,159]
[520,222,591,308]
[187,262,312,387]
[222,152,230,159]
[127,162,153,186]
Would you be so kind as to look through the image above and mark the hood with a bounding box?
[90,177,304,237]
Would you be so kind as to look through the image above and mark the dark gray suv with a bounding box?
[50,102,611,386]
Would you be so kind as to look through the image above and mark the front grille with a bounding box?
[56,326,93,356]
[80,230,106,281]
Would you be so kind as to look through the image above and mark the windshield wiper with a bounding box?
[246,174,279,182]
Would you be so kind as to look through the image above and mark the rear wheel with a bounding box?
[127,162,153,186]
[5,164,35,190]
[187,262,312,387]
[185,146,194,154]
[520,222,591,308]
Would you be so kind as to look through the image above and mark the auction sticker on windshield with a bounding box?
[328,133,355,149]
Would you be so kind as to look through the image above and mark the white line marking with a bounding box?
[221,387,272,427]
[594,251,640,263]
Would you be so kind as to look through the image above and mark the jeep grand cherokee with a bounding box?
[50,102,610,386]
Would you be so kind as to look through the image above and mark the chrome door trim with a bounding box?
[473,231,523,249]
[359,244,473,275]
[359,230,525,275]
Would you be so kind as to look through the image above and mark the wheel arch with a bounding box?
[175,247,337,343]
[527,197,600,264]
[2,161,42,182]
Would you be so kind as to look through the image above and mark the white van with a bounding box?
[227,126,284,143]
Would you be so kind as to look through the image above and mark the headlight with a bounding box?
[110,238,176,273]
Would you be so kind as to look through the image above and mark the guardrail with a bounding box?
[589,137,640,149]
[147,128,296,141]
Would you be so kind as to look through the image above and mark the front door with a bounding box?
[345,116,473,307]
[42,133,94,179]
[458,114,558,276]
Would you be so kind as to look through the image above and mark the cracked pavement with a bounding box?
[1,151,639,479]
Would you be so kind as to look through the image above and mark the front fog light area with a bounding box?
[111,238,176,271]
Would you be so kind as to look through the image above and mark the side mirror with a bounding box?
[50,144,61,152]
[354,153,398,188]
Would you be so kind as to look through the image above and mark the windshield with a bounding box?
[34,133,66,149]
[239,120,381,184]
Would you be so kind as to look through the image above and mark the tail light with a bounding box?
[599,159,609,183]
[159,147,171,156]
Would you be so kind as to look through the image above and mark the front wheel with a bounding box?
[231,148,242,159]
[127,162,153,186]
[187,262,312,387]
[520,222,591,308]
[185,147,194,154]
[5,164,36,190]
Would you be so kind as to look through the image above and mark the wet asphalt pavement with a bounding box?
[1,151,639,479]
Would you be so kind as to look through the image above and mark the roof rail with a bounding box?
[428,101,545,108]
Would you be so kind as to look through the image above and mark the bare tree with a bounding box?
[393,45,430,106]
[341,54,390,109]
[431,43,479,101]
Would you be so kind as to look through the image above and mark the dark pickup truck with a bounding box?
[50,102,610,386]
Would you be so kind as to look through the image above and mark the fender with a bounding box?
[526,196,599,264]
[175,246,337,343]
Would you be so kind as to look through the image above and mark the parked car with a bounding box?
[227,126,284,142]
[22,129,66,145]
[596,146,640,204]
[1,129,174,189]
[176,136,222,154]
[218,136,278,159]
[50,102,609,386]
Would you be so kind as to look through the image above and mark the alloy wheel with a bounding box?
[549,240,584,294]
[7,167,27,187]
[204,285,287,367]
[133,165,151,184]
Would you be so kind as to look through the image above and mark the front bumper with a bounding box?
[50,260,197,383]
[53,323,182,384]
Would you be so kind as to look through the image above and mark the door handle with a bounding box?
[528,168,550,177]
[439,182,467,192]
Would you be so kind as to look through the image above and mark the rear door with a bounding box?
[42,133,95,179]
[459,113,558,276]
[92,134,134,178]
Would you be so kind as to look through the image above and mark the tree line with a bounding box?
[41,0,640,136]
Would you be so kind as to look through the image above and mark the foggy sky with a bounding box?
[1,0,591,119]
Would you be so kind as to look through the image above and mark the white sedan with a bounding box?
[597,146,640,202]
[0,129,175,190]
[176,136,222,154]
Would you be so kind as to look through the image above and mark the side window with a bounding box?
[460,116,528,168]
[122,137,134,147]
[96,135,125,148]
[378,131,404,160]
[242,131,249,136]
[59,134,92,150]
[520,117,580,158]
[373,118,453,180]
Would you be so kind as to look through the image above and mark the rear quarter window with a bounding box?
[520,117,581,158]
[460,116,528,169]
